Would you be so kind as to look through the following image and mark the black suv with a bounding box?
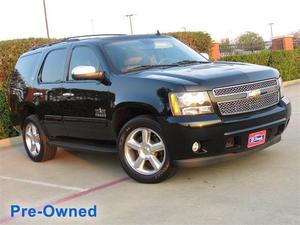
[9,34,291,183]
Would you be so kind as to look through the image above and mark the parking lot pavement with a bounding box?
[0,84,299,225]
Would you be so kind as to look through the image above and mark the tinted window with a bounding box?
[41,49,67,83]
[15,53,41,82]
[103,37,208,73]
[69,46,100,80]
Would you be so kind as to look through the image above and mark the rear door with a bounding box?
[61,44,113,140]
[34,48,68,137]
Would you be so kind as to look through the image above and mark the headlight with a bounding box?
[169,92,214,116]
[278,77,284,97]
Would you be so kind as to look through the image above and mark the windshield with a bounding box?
[103,37,209,73]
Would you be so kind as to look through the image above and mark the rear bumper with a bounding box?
[160,97,291,161]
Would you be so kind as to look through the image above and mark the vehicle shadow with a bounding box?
[59,146,274,184]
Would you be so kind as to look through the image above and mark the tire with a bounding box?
[117,115,175,183]
[22,115,57,162]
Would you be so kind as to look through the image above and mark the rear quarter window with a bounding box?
[15,52,41,84]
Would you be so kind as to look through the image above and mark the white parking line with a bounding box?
[0,175,87,192]
[292,112,300,114]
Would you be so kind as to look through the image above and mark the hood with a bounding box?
[133,62,279,91]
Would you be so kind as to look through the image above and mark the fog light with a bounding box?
[192,142,201,152]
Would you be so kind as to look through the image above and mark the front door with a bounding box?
[61,45,113,140]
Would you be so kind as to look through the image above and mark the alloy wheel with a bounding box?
[124,127,166,175]
[24,123,41,157]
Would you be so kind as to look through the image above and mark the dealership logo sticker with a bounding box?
[247,130,266,148]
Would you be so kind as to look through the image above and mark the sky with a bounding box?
[0,0,299,42]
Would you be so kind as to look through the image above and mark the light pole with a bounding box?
[125,14,134,35]
[90,18,95,34]
[43,0,50,38]
[268,22,274,41]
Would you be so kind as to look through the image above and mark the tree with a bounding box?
[167,32,213,54]
[293,30,300,38]
[236,32,265,52]
[293,30,300,49]
[220,38,234,56]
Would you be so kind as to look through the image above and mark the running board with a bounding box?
[48,138,117,153]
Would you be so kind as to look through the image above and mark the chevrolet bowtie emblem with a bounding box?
[95,107,106,118]
[247,89,261,99]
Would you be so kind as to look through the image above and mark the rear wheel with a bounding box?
[118,115,175,183]
[22,115,57,162]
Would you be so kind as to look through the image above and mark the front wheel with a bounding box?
[117,115,175,183]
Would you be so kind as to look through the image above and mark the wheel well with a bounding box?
[19,105,35,129]
[113,107,154,136]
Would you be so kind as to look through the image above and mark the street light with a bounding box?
[43,0,50,38]
[125,14,135,35]
[268,22,274,40]
[90,18,95,34]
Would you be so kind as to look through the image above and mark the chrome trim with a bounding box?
[217,90,278,105]
[180,119,222,127]
[217,91,280,116]
[62,93,75,97]
[213,79,278,97]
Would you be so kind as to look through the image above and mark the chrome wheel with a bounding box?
[25,123,41,157]
[124,127,166,175]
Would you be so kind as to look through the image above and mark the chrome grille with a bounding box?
[213,79,278,97]
[213,79,280,116]
[217,91,279,115]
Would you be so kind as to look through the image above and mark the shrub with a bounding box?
[0,83,18,139]
[0,38,56,82]
[167,32,213,54]
[0,38,56,139]
[221,50,300,81]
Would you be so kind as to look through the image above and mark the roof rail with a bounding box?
[29,34,126,51]
[29,38,72,51]
[66,34,126,40]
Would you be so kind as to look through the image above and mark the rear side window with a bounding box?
[15,53,41,82]
[41,48,67,83]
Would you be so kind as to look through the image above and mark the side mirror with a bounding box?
[72,66,104,81]
[200,53,210,60]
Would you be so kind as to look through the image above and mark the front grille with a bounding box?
[213,79,280,116]
[213,79,278,97]
[217,91,279,116]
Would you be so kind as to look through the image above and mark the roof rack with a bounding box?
[66,34,126,40]
[29,34,126,51]
[29,38,74,51]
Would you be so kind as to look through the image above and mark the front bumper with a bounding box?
[160,97,291,163]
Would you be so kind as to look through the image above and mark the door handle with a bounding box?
[62,93,74,97]
[33,92,43,97]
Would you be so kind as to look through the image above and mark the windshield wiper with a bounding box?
[171,60,210,66]
[125,64,179,73]
[125,60,209,73]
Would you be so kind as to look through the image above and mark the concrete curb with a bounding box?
[0,79,299,149]
[283,79,300,87]
[0,136,22,149]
